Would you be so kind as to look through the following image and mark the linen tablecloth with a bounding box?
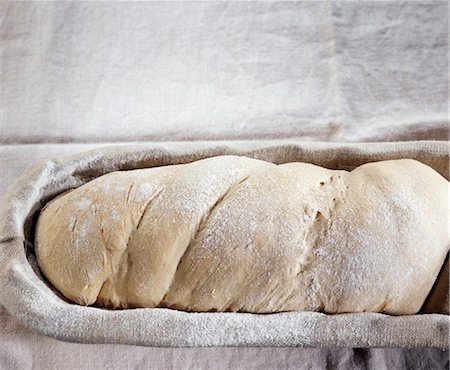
[1,1,448,369]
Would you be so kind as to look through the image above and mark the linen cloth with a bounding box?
[1,1,449,369]
[1,1,448,143]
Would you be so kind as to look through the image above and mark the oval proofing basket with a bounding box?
[0,140,448,347]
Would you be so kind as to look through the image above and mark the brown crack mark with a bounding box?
[125,182,134,204]
[96,280,109,307]
[55,203,64,214]
[71,217,78,232]
[159,174,252,306]
[124,187,165,253]
[136,188,163,231]
[91,204,112,258]
[90,204,114,307]
[95,186,165,307]
[99,225,113,260]
[122,186,165,304]
[199,174,250,234]
[378,294,391,313]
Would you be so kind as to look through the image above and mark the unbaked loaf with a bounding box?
[35,156,449,314]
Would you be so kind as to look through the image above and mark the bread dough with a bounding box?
[35,156,450,314]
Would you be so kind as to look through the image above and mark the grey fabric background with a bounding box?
[1,1,448,369]
[1,1,448,143]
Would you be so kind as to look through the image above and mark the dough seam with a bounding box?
[307,173,348,311]
[160,174,252,306]
[96,186,165,307]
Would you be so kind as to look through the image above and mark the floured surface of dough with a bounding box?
[35,156,450,314]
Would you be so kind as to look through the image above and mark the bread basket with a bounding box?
[0,140,448,347]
